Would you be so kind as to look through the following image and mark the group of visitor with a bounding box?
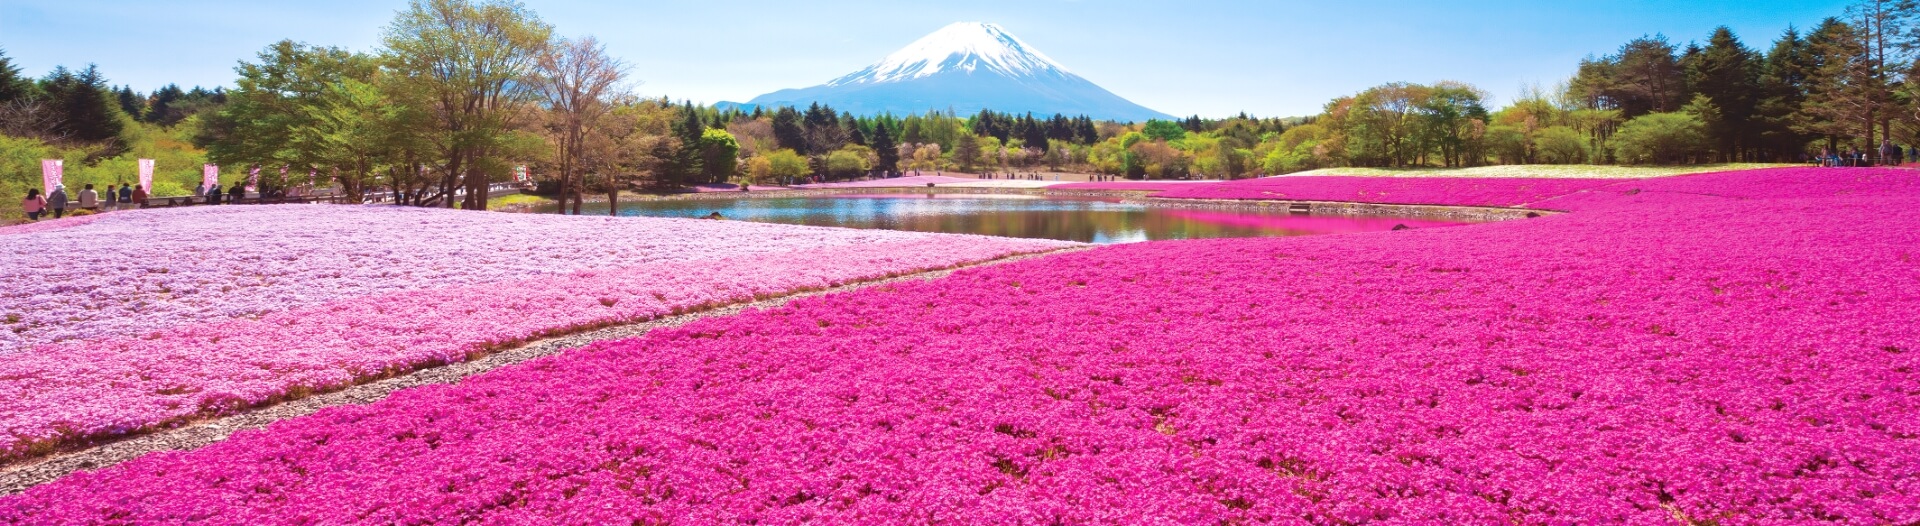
[1816,140,1915,167]
[192,183,247,205]
[978,172,1060,181]
[19,183,148,221]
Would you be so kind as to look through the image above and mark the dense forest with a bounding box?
[3,0,1917,218]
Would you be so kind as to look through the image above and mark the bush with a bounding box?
[1534,126,1590,164]
[1610,112,1706,165]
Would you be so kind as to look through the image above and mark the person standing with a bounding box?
[131,184,148,208]
[228,182,245,204]
[117,183,133,210]
[78,184,99,212]
[22,189,48,221]
[194,183,206,197]
[207,183,223,205]
[47,185,68,218]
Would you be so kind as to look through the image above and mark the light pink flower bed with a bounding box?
[791,175,978,189]
[689,183,791,192]
[8,168,1920,523]
[0,206,1071,459]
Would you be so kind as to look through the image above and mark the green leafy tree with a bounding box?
[1141,119,1187,142]
[533,35,627,214]
[761,148,809,183]
[382,0,554,210]
[825,144,873,178]
[953,134,982,173]
[696,128,739,184]
[1611,111,1708,164]
[1533,126,1591,163]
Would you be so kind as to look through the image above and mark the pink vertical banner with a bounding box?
[247,167,261,193]
[137,158,155,191]
[203,164,219,190]
[41,159,63,193]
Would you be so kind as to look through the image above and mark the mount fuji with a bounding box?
[724,22,1173,122]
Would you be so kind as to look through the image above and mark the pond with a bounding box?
[540,194,1479,244]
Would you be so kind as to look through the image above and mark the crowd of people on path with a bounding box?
[19,183,149,221]
[192,182,250,206]
[1815,140,1914,167]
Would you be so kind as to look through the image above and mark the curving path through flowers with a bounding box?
[5,168,1919,523]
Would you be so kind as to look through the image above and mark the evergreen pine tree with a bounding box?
[0,49,30,104]
[772,106,806,151]
[872,120,898,176]
[116,86,144,120]
[40,65,125,146]
[1687,27,1762,161]
[1755,27,1813,159]
[845,118,867,146]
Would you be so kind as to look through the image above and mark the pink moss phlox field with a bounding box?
[7,168,1917,523]
[0,206,1070,459]
[792,175,979,188]
[690,183,791,192]
[0,214,103,236]
[1049,180,1219,192]
[1146,176,1620,207]
[1160,209,1465,234]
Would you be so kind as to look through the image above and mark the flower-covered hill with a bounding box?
[0,206,1071,461]
[7,168,1916,523]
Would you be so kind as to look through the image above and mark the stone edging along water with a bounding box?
[565,187,1551,222]
[0,246,1088,496]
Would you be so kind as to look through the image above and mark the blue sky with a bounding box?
[0,0,1854,117]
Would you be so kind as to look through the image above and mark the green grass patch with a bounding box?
[1288,163,1794,179]
[486,193,553,211]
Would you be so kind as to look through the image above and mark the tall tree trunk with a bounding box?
[606,188,618,217]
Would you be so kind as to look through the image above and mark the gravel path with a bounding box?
[0,246,1086,495]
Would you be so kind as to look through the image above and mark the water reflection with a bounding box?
[540,194,1478,244]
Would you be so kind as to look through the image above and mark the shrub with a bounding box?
[1610,112,1706,164]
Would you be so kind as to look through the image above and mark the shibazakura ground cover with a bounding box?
[0,207,1072,461]
[4,167,1919,524]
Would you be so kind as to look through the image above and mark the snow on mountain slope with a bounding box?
[827,22,1070,86]
[729,22,1173,122]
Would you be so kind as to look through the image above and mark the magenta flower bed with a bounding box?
[1160,209,1467,234]
[1050,180,1218,192]
[6,168,1916,523]
[1527,166,1920,211]
[1147,176,1620,207]
[0,206,1070,459]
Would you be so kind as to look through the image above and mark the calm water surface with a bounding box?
[542,194,1477,244]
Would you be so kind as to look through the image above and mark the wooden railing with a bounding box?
[140,194,350,208]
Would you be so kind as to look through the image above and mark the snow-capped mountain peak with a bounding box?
[827,22,1070,86]
[732,22,1173,122]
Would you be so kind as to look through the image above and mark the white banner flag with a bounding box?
[514,165,528,183]
[41,159,63,193]
[248,167,261,193]
[203,164,219,190]
[137,158,155,191]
